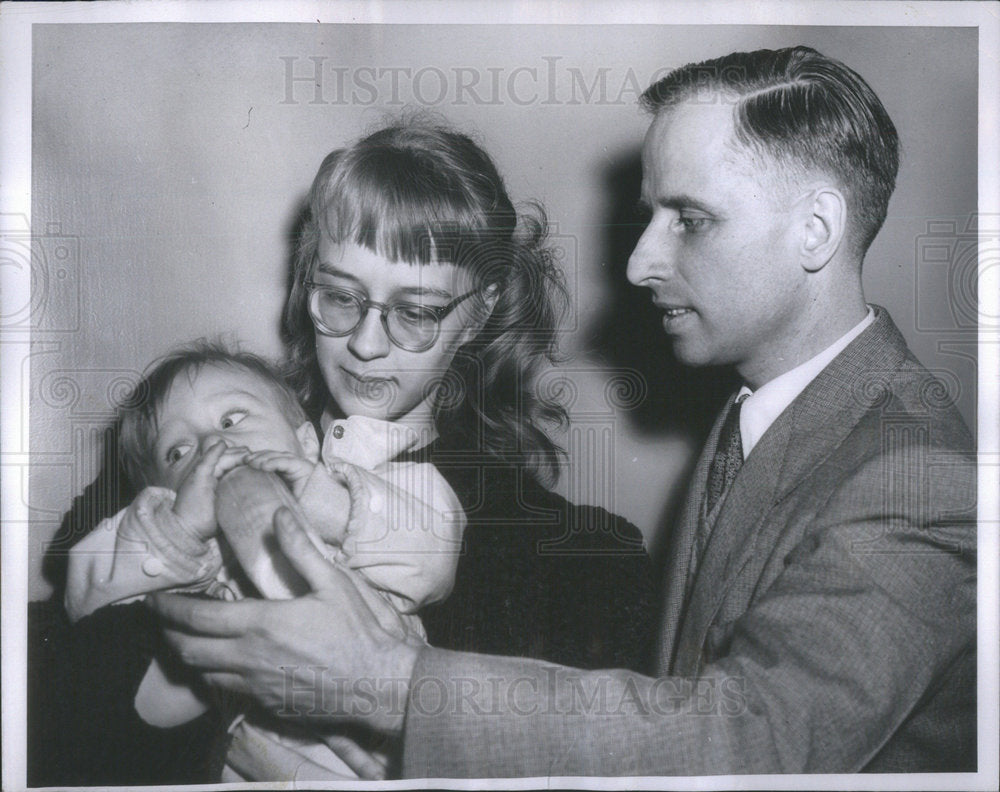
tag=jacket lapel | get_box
[672,412,792,673]
[655,401,728,675]
[667,307,910,674]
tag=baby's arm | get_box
[321,460,466,614]
[64,442,245,622]
[64,488,223,622]
[243,450,351,544]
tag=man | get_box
[151,46,977,775]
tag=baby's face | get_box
[148,363,316,490]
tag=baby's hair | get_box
[283,119,568,484]
[118,340,306,488]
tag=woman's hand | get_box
[147,506,420,736]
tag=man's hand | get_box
[147,506,421,736]
[172,441,250,540]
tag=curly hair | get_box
[282,121,567,485]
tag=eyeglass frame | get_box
[303,280,483,353]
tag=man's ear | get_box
[456,283,499,347]
[296,421,321,463]
[800,187,847,272]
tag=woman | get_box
[29,119,655,785]
[282,121,656,672]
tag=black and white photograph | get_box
[2,1,997,789]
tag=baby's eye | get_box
[220,410,248,430]
[166,444,193,465]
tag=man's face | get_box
[627,100,807,387]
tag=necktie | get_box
[685,393,748,603]
[704,393,747,516]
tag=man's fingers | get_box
[159,629,244,671]
[273,507,355,596]
[200,671,253,696]
[147,591,257,636]
[323,733,388,780]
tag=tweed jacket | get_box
[400,307,977,776]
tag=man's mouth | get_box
[654,301,694,319]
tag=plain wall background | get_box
[28,24,978,600]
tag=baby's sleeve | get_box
[64,487,223,622]
[322,460,466,614]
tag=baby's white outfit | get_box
[65,414,465,780]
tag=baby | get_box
[65,343,465,780]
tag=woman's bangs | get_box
[318,152,486,266]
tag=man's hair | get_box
[641,46,900,257]
[118,340,307,488]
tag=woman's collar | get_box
[319,405,438,470]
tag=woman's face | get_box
[311,236,482,422]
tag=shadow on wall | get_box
[585,146,738,439]
[582,147,739,568]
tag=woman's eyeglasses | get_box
[304,282,480,353]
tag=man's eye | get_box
[166,444,192,465]
[220,410,248,430]
[676,214,711,233]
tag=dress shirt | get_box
[739,307,875,458]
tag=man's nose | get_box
[626,223,672,286]
[347,307,391,361]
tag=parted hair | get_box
[118,341,306,488]
[641,45,900,257]
[282,121,567,485]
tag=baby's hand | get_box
[172,441,250,540]
[243,450,318,499]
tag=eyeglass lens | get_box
[310,288,440,351]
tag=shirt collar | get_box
[319,410,437,471]
[738,306,875,458]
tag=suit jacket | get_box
[400,306,977,776]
